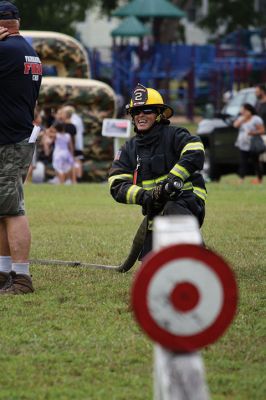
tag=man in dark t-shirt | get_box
[0,1,42,295]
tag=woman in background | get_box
[234,103,265,184]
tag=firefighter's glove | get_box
[151,183,167,203]
[141,191,163,217]
[164,176,184,200]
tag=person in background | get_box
[68,105,84,181]
[55,106,76,147]
[51,122,75,184]
[25,106,43,183]
[108,83,206,259]
[255,83,266,126]
[42,106,55,128]
[41,127,55,159]
[70,106,84,158]
[234,103,265,184]
[55,106,78,182]
[34,124,55,184]
[0,1,42,294]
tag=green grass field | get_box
[0,177,265,400]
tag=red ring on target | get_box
[131,244,238,352]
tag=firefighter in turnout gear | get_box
[108,84,207,258]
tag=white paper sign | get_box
[102,118,131,138]
[29,125,41,143]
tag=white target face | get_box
[147,258,223,335]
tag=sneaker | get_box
[251,178,262,185]
[0,272,10,289]
[48,176,60,184]
[0,271,34,295]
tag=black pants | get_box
[239,150,264,180]
[140,192,205,259]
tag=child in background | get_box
[51,122,75,184]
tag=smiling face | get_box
[131,107,158,132]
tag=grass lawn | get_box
[0,177,265,400]
[178,121,198,135]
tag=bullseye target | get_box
[131,244,238,351]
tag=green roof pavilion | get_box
[111,16,151,37]
[112,0,186,18]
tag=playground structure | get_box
[88,35,266,120]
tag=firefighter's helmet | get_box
[126,83,174,119]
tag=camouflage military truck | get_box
[21,31,117,181]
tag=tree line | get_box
[13,0,265,41]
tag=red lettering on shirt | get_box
[24,62,42,75]
[24,63,31,74]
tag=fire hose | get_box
[30,216,148,272]
[30,180,183,272]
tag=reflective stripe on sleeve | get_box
[182,181,193,190]
[126,185,142,204]
[142,175,168,190]
[142,180,155,190]
[180,142,205,157]
[193,186,207,202]
[108,174,133,188]
[169,164,190,181]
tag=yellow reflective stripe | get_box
[108,174,133,187]
[170,164,190,181]
[155,175,168,183]
[180,142,205,157]
[142,175,168,190]
[183,182,193,190]
[142,180,155,190]
[193,186,207,202]
[126,185,142,204]
[173,180,206,201]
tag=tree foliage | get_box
[12,0,266,40]
[198,0,263,35]
[13,0,121,36]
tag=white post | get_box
[152,216,210,400]
[113,137,120,158]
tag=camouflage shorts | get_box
[0,139,35,217]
